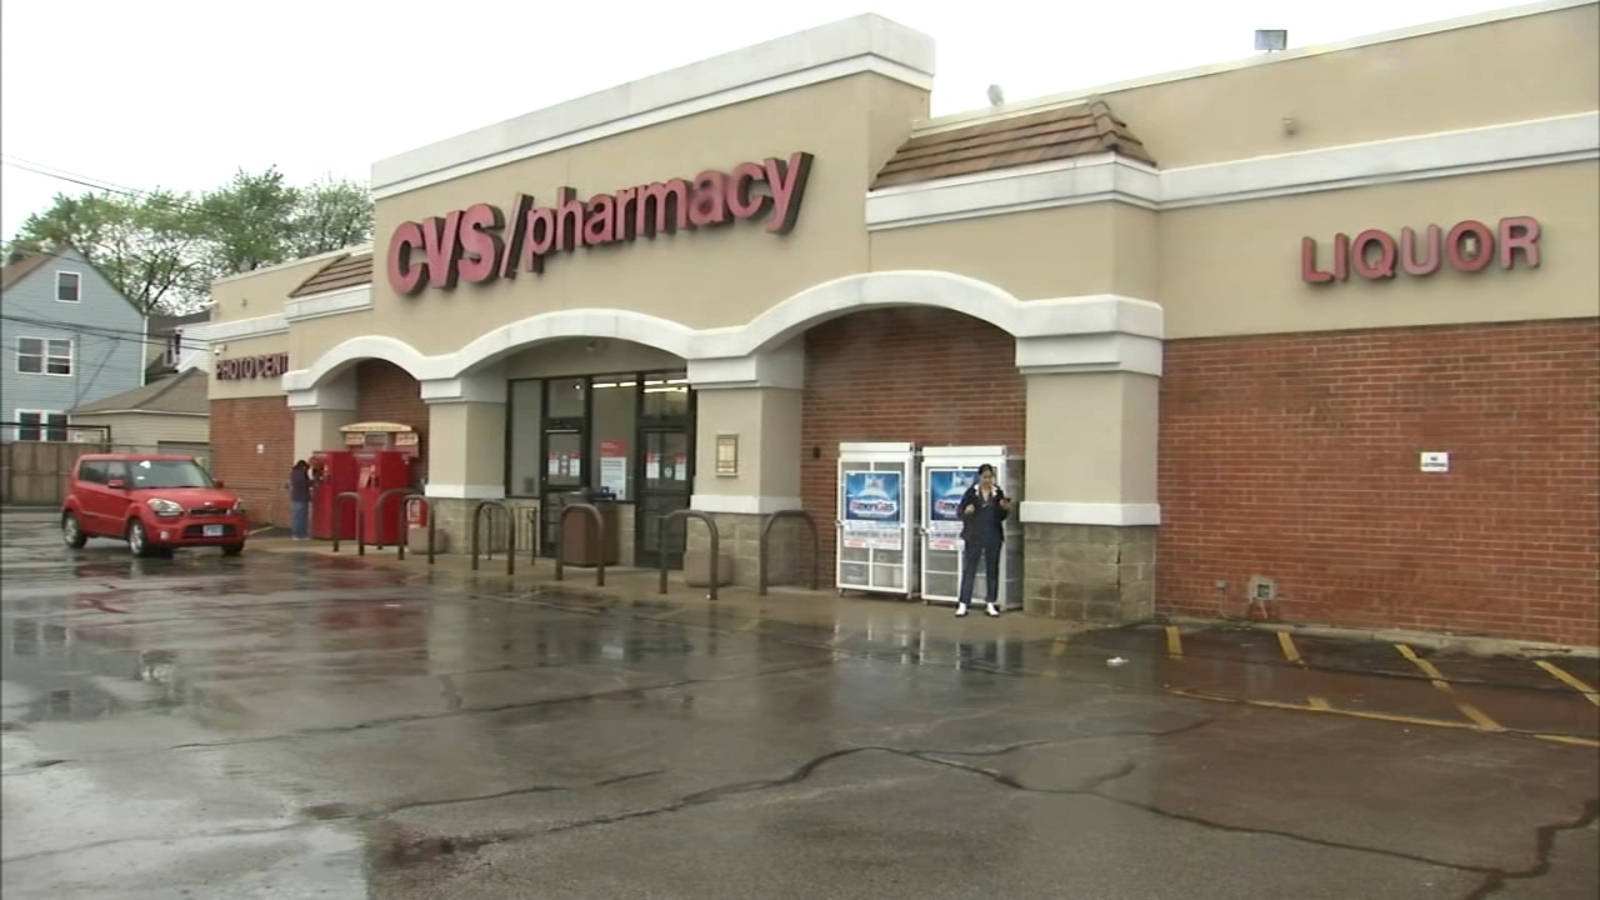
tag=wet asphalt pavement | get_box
[2,508,1596,899]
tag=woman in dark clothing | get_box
[288,460,311,540]
[956,463,1010,617]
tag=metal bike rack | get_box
[758,509,820,596]
[373,488,420,552]
[402,496,437,564]
[657,509,720,601]
[331,491,364,555]
[521,506,542,568]
[471,500,515,575]
[553,502,605,587]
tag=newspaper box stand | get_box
[920,446,1023,610]
[836,442,919,598]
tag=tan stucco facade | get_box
[198,3,1597,623]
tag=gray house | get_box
[1,246,145,442]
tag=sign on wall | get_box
[1301,217,1540,283]
[842,471,904,551]
[216,352,289,380]
[925,467,977,552]
[387,152,814,295]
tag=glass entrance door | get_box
[540,377,587,557]
[636,429,691,569]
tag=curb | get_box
[1159,614,1599,660]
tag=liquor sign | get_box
[387,152,814,295]
[216,352,289,380]
[1301,217,1540,283]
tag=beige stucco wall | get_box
[209,254,339,323]
[365,73,927,356]
[293,409,359,463]
[503,339,683,380]
[1025,372,1158,505]
[1157,162,1600,339]
[1090,2,1599,168]
[426,402,507,491]
[69,412,209,447]
[692,388,802,499]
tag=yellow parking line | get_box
[1277,631,1304,665]
[1395,643,1505,732]
[736,617,763,633]
[1535,660,1600,707]
[1165,626,1183,660]
[1308,696,1332,711]
[1535,734,1600,749]
[1052,634,1070,657]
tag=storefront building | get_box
[199,0,1598,645]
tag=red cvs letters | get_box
[1301,217,1541,284]
[388,152,814,295]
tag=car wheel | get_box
[62,512,87,549]
[222,544,244,557]
[127,520,154,558]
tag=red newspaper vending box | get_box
[354,449,415,546]
[310,450,359,540]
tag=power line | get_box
[1,314,208,354]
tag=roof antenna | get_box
[1254,29,1287,52]
[986,84,1005,107]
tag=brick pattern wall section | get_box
[801,308,1025,587]
[356,360,429,485]
[1158,318,1600,646]
[209,396,294,527]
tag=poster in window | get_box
[671,455,687,482]
[599,439,628,499]
[548,452,560,477]
[841,470,903,550]
[925,467,977,551]
[646,453,660,481]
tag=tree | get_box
[290,177,373,258]
[11,190,204,314]
[6,166,374,314]
[198,167,299,278]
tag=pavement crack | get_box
[1462,797,1600,899]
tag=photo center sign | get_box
[387,152,813,295]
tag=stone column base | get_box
[424,497,539,558]
[685,512,815,588]
[1022,523,1156,623]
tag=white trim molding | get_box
[419,371,507,405]
[425,483,507,500]
[866,112,1600,229]
[371,14,935,200]
[283,284,373,323]
[691,494,804,515]
[1020,501,1161,527]
[283,271,1167,391]
[184,314,289,344]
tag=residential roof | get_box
[148,311,211,333]
[289,251,374,297]
[871,100,1156,190]
[70,369,209,416]
[0,250,55,293]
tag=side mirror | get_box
[107,479,127,490]
[213,479,226,488]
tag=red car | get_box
[61,454,248,557]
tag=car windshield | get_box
[126,459,212,489]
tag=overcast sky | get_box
[1,0,1521,240]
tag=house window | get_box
[17,411,68,442]
[56,271,81,302]
[15,337,73,376]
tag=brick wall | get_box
[801,308,1024,585]
[356,360,428,484]
[209,395,294,526]
[1158,318,1599,646]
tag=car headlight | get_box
[146,498,183,518]
[230,499,245,515]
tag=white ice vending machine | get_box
[920,446,1023,610]
[836,442,919,597]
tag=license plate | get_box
[203,524,224,537]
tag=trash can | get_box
[559,492,619,566]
